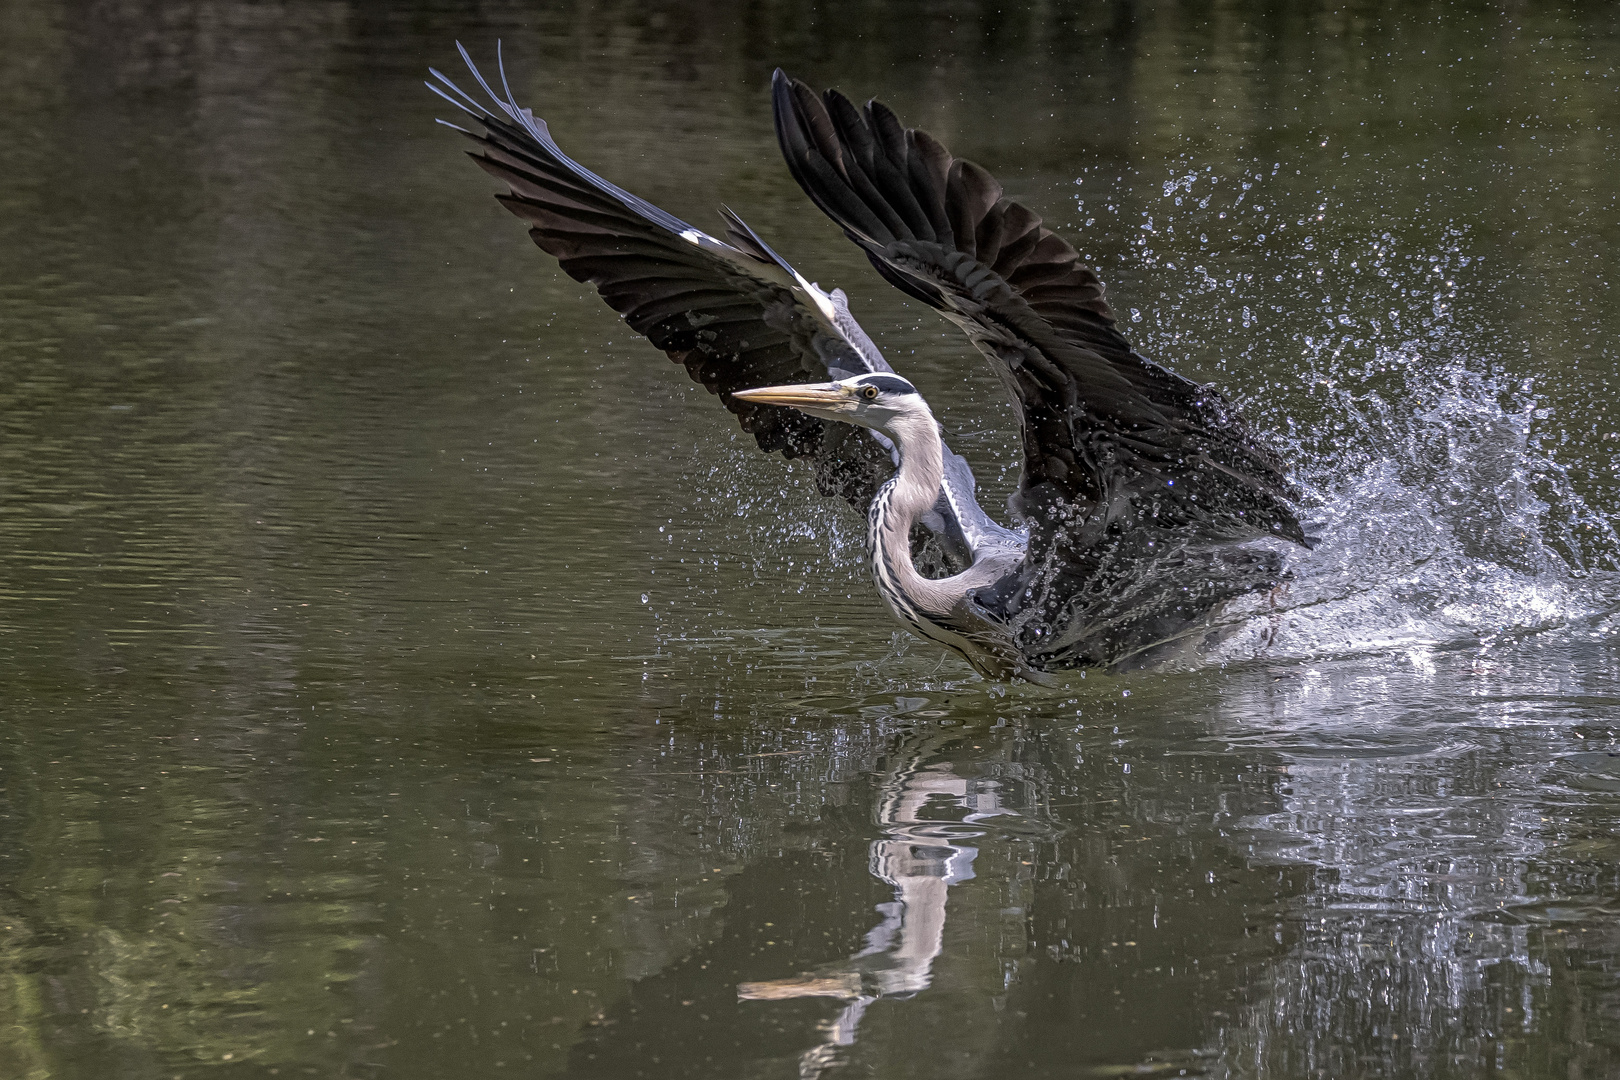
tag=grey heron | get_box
[428,48,1309,680]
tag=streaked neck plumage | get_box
[865,392,1033,681]
[868,403,956,617]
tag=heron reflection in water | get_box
[736,727,1029,1078]
[429,47,1309,679]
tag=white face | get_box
[730,375,921,433]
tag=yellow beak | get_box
[730,382,853,411]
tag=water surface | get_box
[3,2,1620,1077]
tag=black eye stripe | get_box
[857,375,917,396]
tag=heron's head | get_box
[732,374,924,435]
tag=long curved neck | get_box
[870,408,953,615]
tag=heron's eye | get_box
[861,385,879,400]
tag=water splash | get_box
[1096,153,1620,667]
[654,155,1620,678]
[1090,159,1620,665]
[1209,403,1620,666]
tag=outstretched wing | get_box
[427,49,894,507]
[771,71,1308,557]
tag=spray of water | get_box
[1090,158,1620,665]
[651,155,1620,678]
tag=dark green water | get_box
[3,1,1620,1076]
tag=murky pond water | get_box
[3,2,1620,1076]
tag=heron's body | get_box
[430,49,1310,678]
[860,399,1023,679]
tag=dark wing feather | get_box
[771,72,1308,563]
[427,53,892,508]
